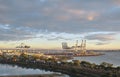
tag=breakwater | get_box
[0,60,120,77]
[0,53,120,77]
[0,61,96,77]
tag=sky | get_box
[0,0,120,49]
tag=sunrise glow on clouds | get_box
[0,0,120,49]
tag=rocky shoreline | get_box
[0,53,120,77]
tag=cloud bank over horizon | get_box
[0,0,120,47]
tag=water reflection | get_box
[0,64,69,77]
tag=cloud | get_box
[0,24,37,41]
[85,32,117,41]
[0,0,120,41]
[96,42,110,45]
[47,36,69,41]
[36,32,83,41]
[0,24,10,29]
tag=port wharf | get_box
[0,50,120,77]
[0,48,104,58]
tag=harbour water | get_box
[74,51,120,66]
[0,64,69,77]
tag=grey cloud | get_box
[85,33,117,41]
[96,42,110,45]
[47,37,65,41]
[0,24,36,41]
[98,6,120,21]
[0,0,120,41]
[36,32,82,41]
[47,36,72,41]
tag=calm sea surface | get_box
[0,51,119,76]
[0,64,69,77]
[74,51,120,66]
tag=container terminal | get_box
[0,40,104,57]
[45,40,104,57]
